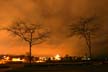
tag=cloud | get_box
[0,0,107,56]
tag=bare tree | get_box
[68,16,100,59]
[5,20,50,64]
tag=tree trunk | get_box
[29,42,32,64]
[87,39,92,59]
[88,33,92,59]
[85,33,92,59]
[29,32,33,64]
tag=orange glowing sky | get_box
[0,0,108,57]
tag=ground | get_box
[0,63,108,72]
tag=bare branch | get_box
[3,19,50,64]
[5,19,50,45]
[68,16,101,58]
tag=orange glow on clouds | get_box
[0,0,107,57]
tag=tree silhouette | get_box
[5,20,50,64]
[68,16,100,59]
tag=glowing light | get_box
[3,56,10,60]
[35,60,45,63]
[35,57,47,63]
[39,57,48,61]
[12,58,20,61]
[0,60,7,64]
[5,56,10,60]
[12,58,25,62]
[54,54,61,60]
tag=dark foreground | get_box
[0,63,108,72]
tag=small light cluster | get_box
[0,54,61,64]
[54,54,61,60]
[35,54,61,63]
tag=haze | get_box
[0,0,108,57]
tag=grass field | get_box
[0,63,107,72]
[0,64,108,72]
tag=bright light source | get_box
[12,58,21,61]
[54,54,61,60]
[12,58,25,62]
[35,60,45,63]
[5,56,10,60]
[0,60,7,64]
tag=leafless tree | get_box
[68,16,100,59]
[4,20,50,64]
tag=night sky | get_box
[0,0,108,57]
